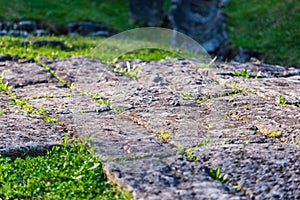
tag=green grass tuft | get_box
[226,0,300,66]
[0,139,129,199]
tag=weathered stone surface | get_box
[104,155,248,200]
[0,106,64,157]
[190,144,300,199]
[129,0,164,26]
[0,61,56,87]
[1,56,299,199]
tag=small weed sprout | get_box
[180,92,194,100]
[196,97,209,103]
[262,127,282,138]
[194,56,217,70]
[112,61,144,79]
[42,116,58,123]
[233,68,250,78]
[184,149,199,162]
[0,109,6,115]
[89,93,112,106]
[254,71,261,79]
[277,94,286,106]
[229,82,256,95]
[113,108,125,114]
[208,167,228,183]
[0,72,13,92]
[196,138,210,148]
[157,130,171,142]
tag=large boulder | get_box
[129,0,164,26]
[168,0,229,56]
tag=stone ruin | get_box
[0,20,110,37]
[129,0,230,58]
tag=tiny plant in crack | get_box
[196,138,210,148]
[194,56,217,70]
[0,72,13,92]
[113,108,125,114]
[184,149,199,162]
[196,97,209,103]
[88,93,112,106]
[229,82,256,95]
[277,94,286,106]
[112,61,144,79]
[233,68,250,78]
[0,109,6,115]
[157,130,171,142]
[180,92,194,100]
[262,127,282,138]
[208,167,228,183]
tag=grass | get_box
[0,138,129,199]
[0,35,180,62]
[232,69,251,78]
[0,0,299,66]
[89,93,112,106]
[263,128,282,138]
[207,167,228,183]
[226,0,300,66]
[0,0,130,32]
[180,92,194,100]
[0,35,99,59]
[277,94,287,106]
[0,0,300,66]
[184,150,199,162]
[9,92,59,123]
[0,72,14,92]
[0,109,6,115]
[112,61,143,79]
[1,1,299,198]
[157,130,171,142]
[195,138,210,148]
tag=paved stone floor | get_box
[0,56,299,199]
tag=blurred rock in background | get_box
[129,0,165,26]
[168,0,229,57]
[128,0,234,59]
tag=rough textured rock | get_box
[67,22,109,36]
[1,56,299,199]
[129,0,165,26]
[0,111,65,157]
[0,20,49,36]
[0,61,56,87]
[0,20,110,36]
[168,0,229,56]
[191,144,300,199]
